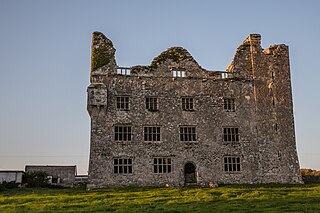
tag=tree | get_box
[23,171,49,188]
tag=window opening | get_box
[224,157,241,172]
[153,158,172,173]
[223,98,235,112]
[144,126,161,141]
[114,125,132,141]
[146,97,158,111]
[116,96,129,110]
[182,97,194,111]
[223,127,239,142]
[180,126,196,142]
[116,67,131,75]
[172,70,186,77]
[114,158,133,174]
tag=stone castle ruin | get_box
[87,32,303,188]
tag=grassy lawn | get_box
[0,184,319,212]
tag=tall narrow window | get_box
[144,126,161,141]
[224,157,240,172]
[146,97,158,111]
[153,158,172,173]
[114,125,132,141]
[180,126,196,142]
[223,127,239,142]
[114,158,133,174]
[182,97,194,111]
[116,96,129,110]
[223,98,235,112]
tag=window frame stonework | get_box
[153,157,172,173]
[144,126,161,142]
[182,97,194,111]
[223,127,239,143]
[224,156,241,172]
[113,158,133,174]
[114,125,132,141]
[146,97,158,112]
[180,126,197,142]
[116,96,130,111]
[223,98,235,112]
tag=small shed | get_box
[25,165,77,187]
[0,170,24,184]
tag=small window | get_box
[172,70,186,77]
[116,96,129,110]
[224,157,241,172]
[153,157,172,173]
[117,67,131,75]
[144,126,161,141]
[223,98,235,112]
[146,97,158,111]
[180,126,196,142]
[273,123,278,133]
[223,127,239,142]
[51,177,59,184]
[182,97,194,111]
[114,125,132,141]
[114,158,133,174]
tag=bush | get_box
[0,181,19,191]
[301,169,320,183]
[23,171,49,188]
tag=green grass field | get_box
[1,184,319,212]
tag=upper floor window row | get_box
[114,125,239,143]
[115,96,236,112]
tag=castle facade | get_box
[87,32,302,188]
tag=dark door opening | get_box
[184,162,196,184]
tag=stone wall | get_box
[87,32,303,188]
[25,165,76,187]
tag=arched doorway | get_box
[184,162,196,184]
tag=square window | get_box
[223,127,239,143]
[144,126,161,141]
[180,126,197,142]
[114,125,132,141]
[224,157,240,172]
[116,96,129,110]
[146,97,158,111]
[114,158,133,174]
[182,97,194,111]
[153,157,172,173]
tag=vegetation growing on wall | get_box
[301,169,320,183]
[130,65,152,73]
[91,32,115,71]
[150,47,199,69]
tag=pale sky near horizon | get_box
[0,0,319,174]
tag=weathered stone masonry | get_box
[87,32,303,188]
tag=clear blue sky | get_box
[0,0,319,174]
